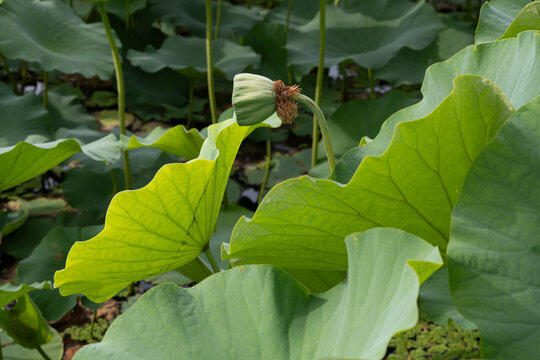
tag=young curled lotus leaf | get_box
[447,96,540,359]
[232,73,275,126]
[71,228,442,360]
[225,75,513,278]
[54,117,280,303]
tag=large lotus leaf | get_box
[333,30,540,183]
[0,282,51,308]
[0,294,53,349]
[447,96,540,359]
[1,328,63,360]
[150,0,262,39]
[0,0,114,79]
[127,36,260,80]
[0,82,51,147]
[18,226,102,322]
[0,135,120,192]
[55,117,280,302]
[475,0,539,44]
[225,75,513,273]
[72,228,442,360]
[286,2,440,74]
[121,125,204,160]
[374,15,474,86]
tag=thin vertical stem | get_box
[246,0,252,9]
[88,309,97,340]
[125,0,131,30]
[344,0,348,8]
[334,0,340,6]
[311,0,325,169]
[285,0,294,85]
[299,94,335,172]
[0,52,15,91]
[285,0,294,36]
[187,79,195,129]
[0,338,3,360]
[214,0,223,39]
[42,71,48,108]
[258,140,272,204]
[69,0,73,8]
[204,246,220,273]
[98,3,132,190]
[205,0,218,124]
[35,345,52,360]
[367,68,375,99]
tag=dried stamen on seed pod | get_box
[272,80,301,124]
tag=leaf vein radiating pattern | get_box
[55,118,279,302]
[226,75,514,275]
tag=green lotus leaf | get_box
[286,1,440,74]
[475,0,540,44]
[18,226,102,322]
[419,268,476,330]
[0,0,115,79]
[447,95,540,359]
[127,36,260,80]
[72,228,442,360]
[0,282,51,308]
[121,125,204,160]
[0,82,51,147]
[0,135,120,192]
[1,328,63,360]
[150,0,262,39]
[374,15,474,86]
[55,116,280,303]
[0,294,53,349]
[225,75,513,277]
[333,30,540,183]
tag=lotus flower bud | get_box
[232,73,301,126]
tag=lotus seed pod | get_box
[232,73,275,126]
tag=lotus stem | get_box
[367,68,376,99]
[246,0,252,9]
[334,0,339,5]
[98,3,132,190]
[42,71,48,108]
[285,0,294,36]
[187,79,194,129]
[311,0,326,169]
[258,140,272,204]
[0,339,3,360]
[298,94,335,172]
[345,0,348,8]
[126,0,131,30]
[0,52,15,91]
[204,245,220,273]
[88,309,97,340]
[205,0,218,124]
[214,0,222,39]
[35,345,52,360]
